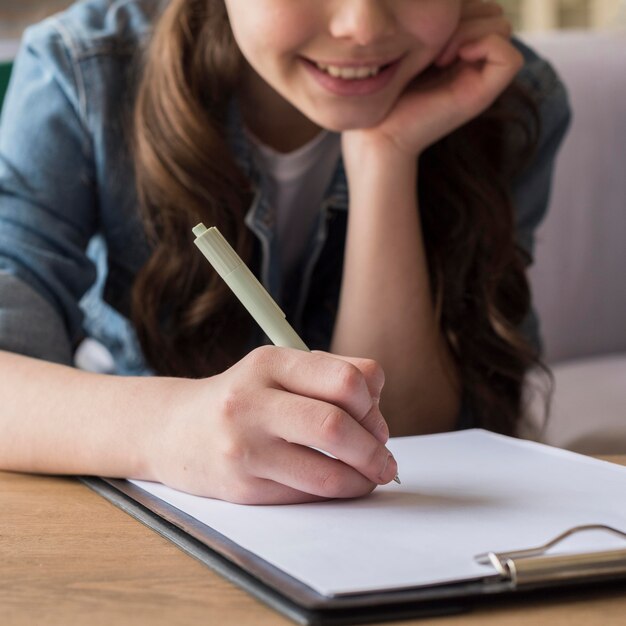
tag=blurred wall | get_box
[500,0,625,31]
[0,0,72,39]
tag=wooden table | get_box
[2,459,626,626]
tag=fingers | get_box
[219,476,331,505]
[320,352,389,442]
[251,347,389,443]
[252,440,379,500]
[455,33,524,112]
[262,388,398,485]
[436,2,512,68]
[325,352,385,403]
[211,346,395,504]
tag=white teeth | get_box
[315,62,381,80]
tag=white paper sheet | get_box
[130,430,626,597]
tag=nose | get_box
[328,0,397,46]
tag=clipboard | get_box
[80,430,626,625]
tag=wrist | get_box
[133,375,198,482]
[342,132,419,190]
[345,149,418,210]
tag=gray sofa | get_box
[521,31,626,453]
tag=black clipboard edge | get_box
[80,477,474,624]
[81,476,318,624]
[80,477,626,625]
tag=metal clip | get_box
[476,524,626,588]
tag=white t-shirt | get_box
[247,130,342,281]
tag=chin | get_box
[305,106,391,133]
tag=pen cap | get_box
[192,223,241,276]
[193,224,308,351]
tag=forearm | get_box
[0,350,182,478]
[332,149,460,436]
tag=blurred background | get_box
[501,0,625,30]
[0,0,72,39]
[0,0,626,39]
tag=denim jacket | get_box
[0,0,571,380]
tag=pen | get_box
[192,223,400,485]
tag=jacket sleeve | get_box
[0,22,98,365]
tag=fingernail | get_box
[379,452,396,484]
[378,453,390,484]
[388,453,398,481]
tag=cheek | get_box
[228,3,316,66]
[405,4,461,51]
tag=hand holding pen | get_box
[161,224,400,505]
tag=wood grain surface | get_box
[1,456,626,625]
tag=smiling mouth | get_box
[304,58,398,81]
[315,63,384,80]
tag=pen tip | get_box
[393,474,401,485]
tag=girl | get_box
[0,0,569,504]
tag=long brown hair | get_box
[132,0,254,377]
[132,0,545,434]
